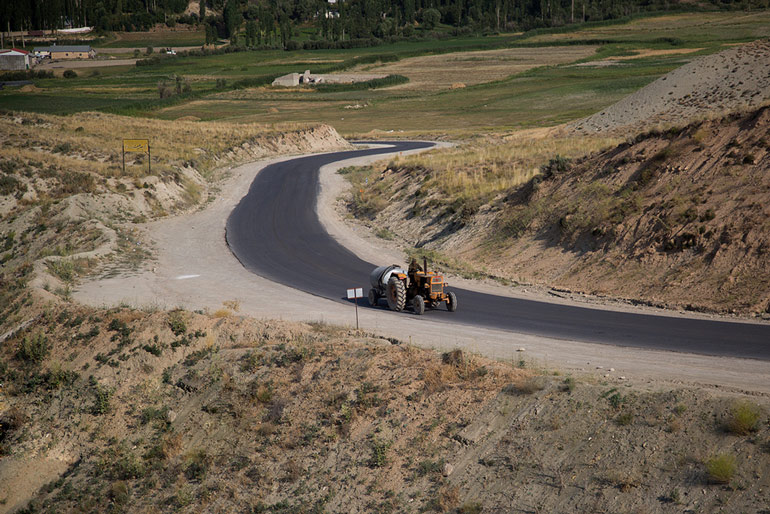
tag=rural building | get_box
[33,45,95,60]
[273,72,301,87]
[272,70,326,86]
[272,69,385,87]
[0,49,31,71]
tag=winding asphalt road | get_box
[226,142,770,360]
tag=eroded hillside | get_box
[0,111,349,328]
[1,305,769,513]
[345,105,770,315]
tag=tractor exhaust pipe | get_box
[424,257,428,273]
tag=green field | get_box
[2,10,769,136]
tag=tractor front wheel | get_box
[413,295,425,315]
[386,277,406,312]
[368,288,379,307]
[446,291,457,312]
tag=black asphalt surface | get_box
[226,142,770,360]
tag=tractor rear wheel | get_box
[413,295,425,315]
[386,277,406,312]
[368,288,379,307]
[446,291,457,312]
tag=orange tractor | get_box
[368,257,457,315]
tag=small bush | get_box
[185,449,208,481]
[458,502,483,514]
[504,375,547,395]
[109,481,129,505]
[369,438,390,468]
[168,311,187,335]
[17,332,49,364]
[0,175,26,196]
[140,406,169,425]
[62,69,77,79]
[59,171,96,194]
[417,459,443,476]
[90,378,113,415]
[560,377,576,393]
[615,412,634,426]
[706,454,736,484]
[726,400,762,435]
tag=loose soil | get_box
[1,305,769,513]
[571,39,770,134]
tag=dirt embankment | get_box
[1,304,768,513]
[0,112,349,316]
[571,39,770,135]
[346,105,770,316]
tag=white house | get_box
[0,48,31,71]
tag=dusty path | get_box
[74,146,770,394]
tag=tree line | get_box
[2,0,767,44]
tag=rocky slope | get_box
[1,304,768,513]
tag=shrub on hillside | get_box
[726,400,762,435]
[706,453,736,484]
[17,332,49,364]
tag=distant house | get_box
[0,49,31,71]
[33,45,95,60]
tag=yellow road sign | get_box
[123,139,149,153]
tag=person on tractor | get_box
[408,258,422,280]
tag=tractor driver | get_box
[408,258,422,281]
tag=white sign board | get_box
[347,288,364,299]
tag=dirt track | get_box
[74,146,770,394]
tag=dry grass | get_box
[390,129,619,205]
[356,46,597,91]
[0,111,314,184]
[726,401,763,436]
[706,453,737,484]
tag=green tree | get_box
[223,0,242,38]
[199,0,206,20]
[421,7,440,29]
[245,20,258,46]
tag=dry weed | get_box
[223,299,241,312]
[423,362,456,395]
[389,132,619,207]
[435,485,460,511]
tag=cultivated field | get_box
[2,11,769,136]
[350,45,597,91]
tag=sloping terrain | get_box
[0,111,348,323]
[1,305,768,513]
[345,105,770,315]
[570,39,770,134]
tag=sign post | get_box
[346,287,364,330]
[122,139,151,175]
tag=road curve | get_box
[226,142,770,360]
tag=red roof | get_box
[0,48,30,55]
